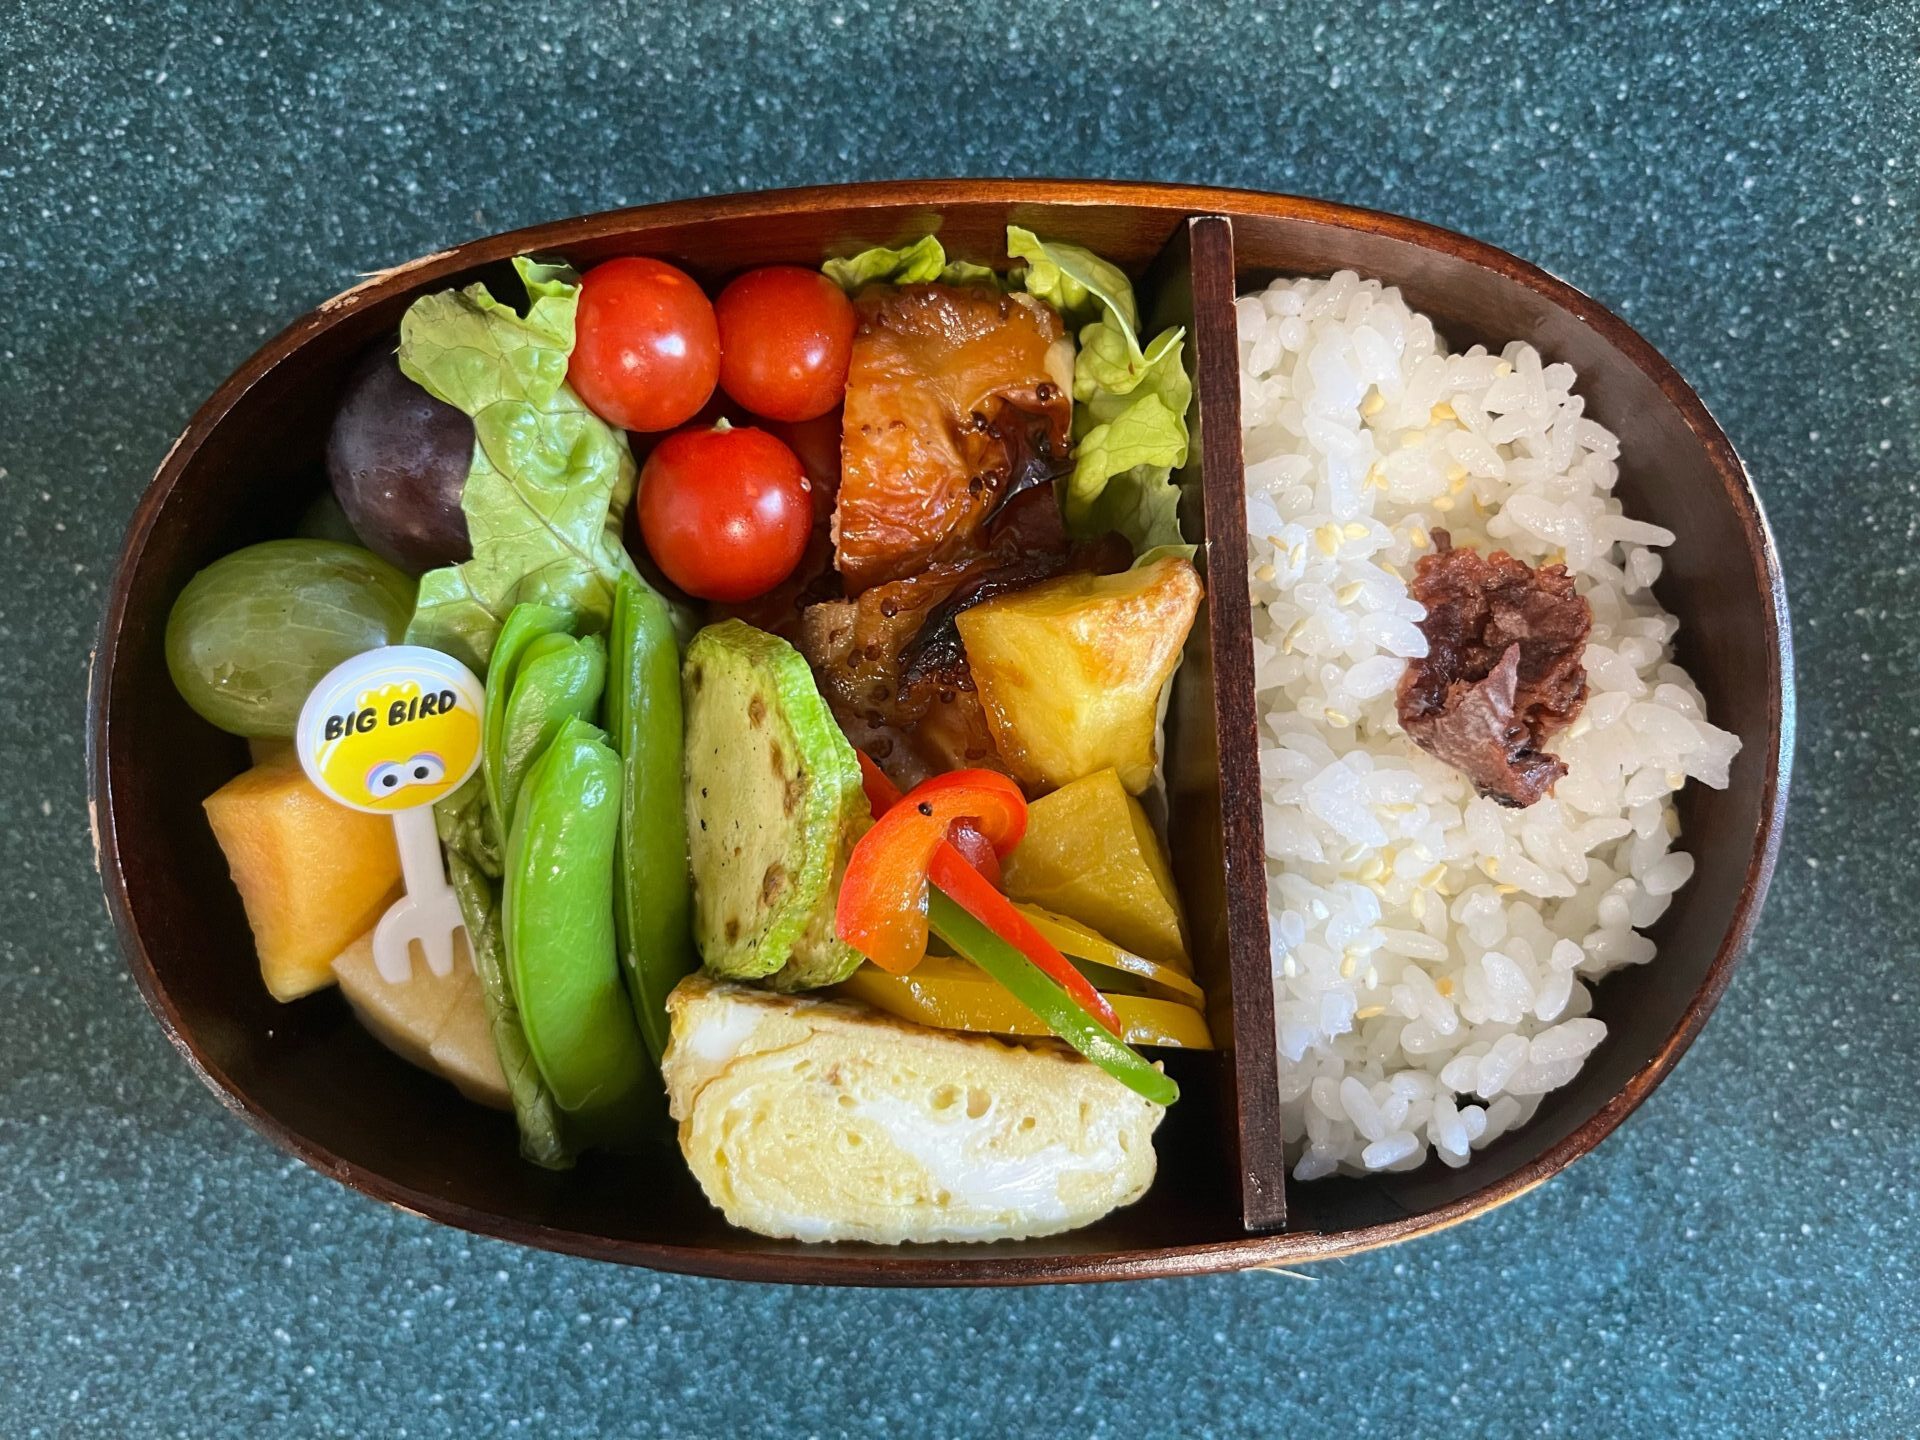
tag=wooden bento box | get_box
[87,180,1791,1285]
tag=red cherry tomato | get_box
[636,424,811,602]
[570,257,719,433]
[763,407,844,519]
[714,267,856,422]
[945,823,1003,890]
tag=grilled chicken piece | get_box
[798,565,1002,791]
[799,489,1132,792]
[835,284,1075,594]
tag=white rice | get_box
[1237,271,1741,1180]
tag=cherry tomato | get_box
[946,823,1003,890]
[763,407,843,520]
[714,266,856,422]
[570,257,719,433]
[636,424,811,603]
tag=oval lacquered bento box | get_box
[88,180,1791,1285]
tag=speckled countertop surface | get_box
[4,2,1917,1435]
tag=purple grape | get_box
[327,342,474,572]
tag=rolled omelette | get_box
[662,975,1165,1244]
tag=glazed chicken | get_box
[835,283,1076,594]
[800,488,1129,790]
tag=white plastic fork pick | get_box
[295,645,487,985]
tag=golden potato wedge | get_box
[955,555,1202,794]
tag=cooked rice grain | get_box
[1239,272,1740,1179]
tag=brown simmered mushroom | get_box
[1396,530,1592,807]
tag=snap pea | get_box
[503,718,657,1129]
[483,602,575,830]
[607,577,694,1065]
[494,632,606,830]
[435,778,571,1169]
[929,889,1179,1107]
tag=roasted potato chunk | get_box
[955,555,1202,794]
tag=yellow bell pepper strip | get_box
[849,755,1121,1034]
[835,768,1027,975]
[927,891,1179,1105]
[1015,904,1207,1011]
[836,956,1213,1049]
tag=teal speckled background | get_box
[5,2,1917,1435]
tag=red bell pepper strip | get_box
[858,756,1005,887]
[855,750,901,816]
[925,847,1121,1034]
[847,754,1120,1034]
[836,768,1025,975]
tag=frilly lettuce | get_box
[398,256,649,674]
[1007,229,1192,556]
[823,236,998,291]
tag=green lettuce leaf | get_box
[1002,227,1193,555]
[1131,539,1199,569]
[936,258,1001,286]
[398,256,641,674]
[823,236,948,289]
[823,236,1003,291]
[1005,226,1140,345]
[1080,468,1190,557]
[1071,390,1189,483]
[1063,325,1192,553]
[1073,320,1186,402]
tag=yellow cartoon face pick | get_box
[296,647,484,814]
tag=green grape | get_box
[165,539,415,737]
[295,489,366,549]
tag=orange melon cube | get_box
[202,755,402,1001]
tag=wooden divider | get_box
[1150,216,1288,1231]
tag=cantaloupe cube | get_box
[203,756,402,1001]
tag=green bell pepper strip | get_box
[503,718,659,1131]
[494,632,606,833]
[607,578,695,1066]
[928,890,1179,1107]
[483,602,575,833]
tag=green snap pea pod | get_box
[494,632,606,832]
[435,779,571,1169]
[483,603,575,830]
[929,889,1179,1107]
[607,577,695,1066]
[503,718,658,1131]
